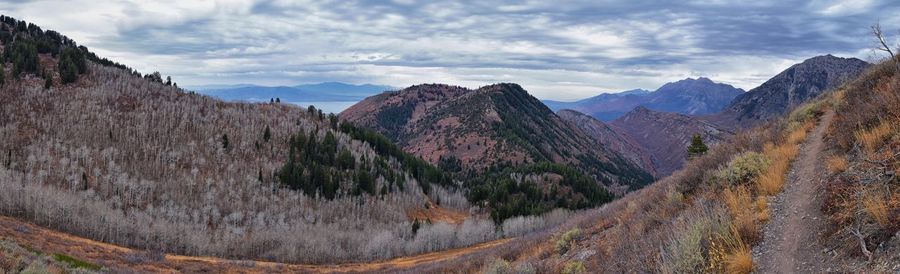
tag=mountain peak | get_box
[717,54,869,128]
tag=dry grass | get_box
[855,120,895,155]
[757,144,798,195]
[826,155,849,173]
[862,192,891,227]
[725,244,753,274]
[722,186,759,243]
[755,197,769,223]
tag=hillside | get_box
[0,15,587,268]
[557,109,658,176]
[545,77,743,121]
[611,106,732,175]
[473,57,900,274]
[714,55,869,129]
[341,83,654,190]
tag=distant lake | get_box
[289,101,359,114]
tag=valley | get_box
[1,5,899,274]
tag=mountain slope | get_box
[714,54,869,128]
[611,106,731,175]
[341,83,654,190]
[544,78,742,121]
[557,109,658,177]
[0,15,525,265]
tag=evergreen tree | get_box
[43,72,52,89]
[221,134,230,150]
[687,134,708,158]
[263,125,272,142]
[411,218,421,234]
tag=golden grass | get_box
[856,120,895,155]
[722,186,758,243]
[725,245,753,274]
[862,193,891,227]
[755,197,769,223]
[710,225,754,274]
[786,122,813,145]
[826,155,849,174]
[757,144,798,196]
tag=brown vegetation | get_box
[822,58,900,270]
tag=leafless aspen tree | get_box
[871,23,900,71]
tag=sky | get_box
[2,0,899,101]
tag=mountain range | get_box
[544,77,744,121]
[192,82,394,103]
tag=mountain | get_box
[557,109,658,177]
[714,55,869,128]
[340,83,654,190]
[544,89,651,121]
[544,78,743,121]
[611,106,732,175]
[194,82,394,102]
[646,77,745,114]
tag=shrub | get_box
[53,253,102,271]
[826,155,849,174]
[556,228,581,255]
[561,260,586,274]
[660,203,730,274]
[482,258,511,274]
[717,152,769,185]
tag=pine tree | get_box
[221,134,230,150]
[263,125,272,142]
[412,218,421,234]
[43,72,52,90]
[687,133,708,158]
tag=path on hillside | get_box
[0,215,510,273]
[753,111,835,273]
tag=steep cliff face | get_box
[557,109,658,177]
[715,55,869,128]
[611,106,731,176]
[341,83,654,189]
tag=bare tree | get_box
[871,23,900,71]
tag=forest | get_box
[0,15,587,264]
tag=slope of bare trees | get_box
[0,63,567,264]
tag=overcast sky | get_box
[2,0,899,100]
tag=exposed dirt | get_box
[0,216,510,273]
[407,201,469,225]
[753,111,836,273]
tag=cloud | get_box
[0,0,897,100]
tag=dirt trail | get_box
[0,215,509,273]
[753,111,835,273]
